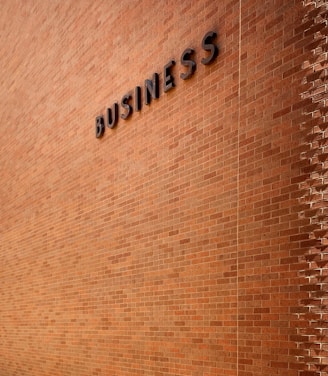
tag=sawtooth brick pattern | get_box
[297,1,328,376]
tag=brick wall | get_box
[297,1,328,376]
[0,1,323,375]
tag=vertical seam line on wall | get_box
[237,1,241,374]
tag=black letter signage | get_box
[95,30,219,138]
[121,93,133,120]
[180,48,196,80]
[164,60,176,92]
[107,103,119,128]
[201,31,219,65]
[145,73,159,105]
[95,116,105,138]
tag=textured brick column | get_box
[298,1,328,375]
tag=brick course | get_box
[0,1,324,375]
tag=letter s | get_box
[121,93,133,120]
[201,31,219,65]
[180,48,196,80]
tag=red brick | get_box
[0,1,322,376]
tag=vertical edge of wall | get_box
[297,1,328,375]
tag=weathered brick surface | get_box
[0,1,320,375]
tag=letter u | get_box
[107,103,119,128]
